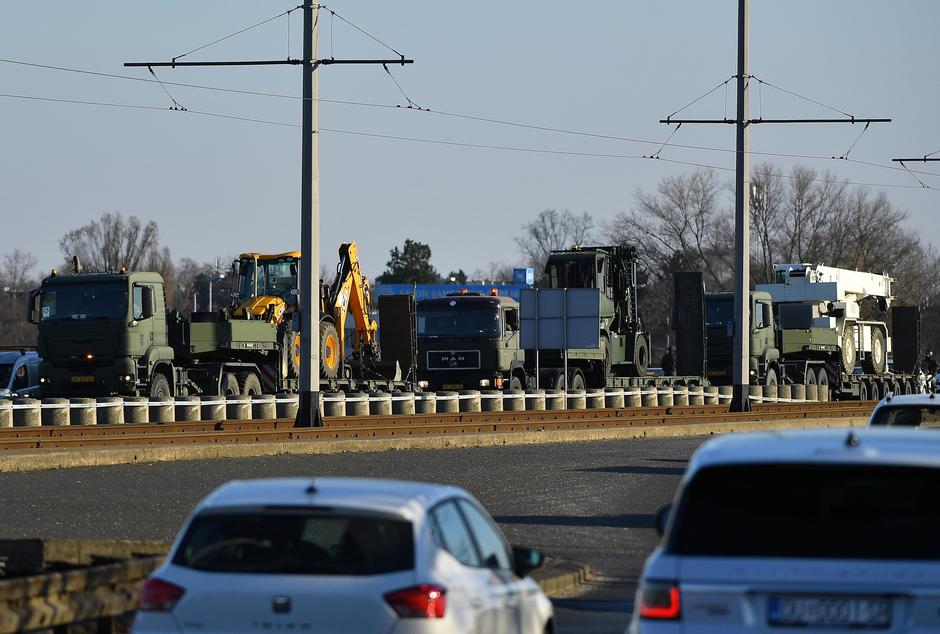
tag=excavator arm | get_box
[324,242,379,365]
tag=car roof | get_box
[0,351,37,364]
[872,393,940,409]
[689,427,940,472]
[196,477,467,520]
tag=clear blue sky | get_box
[1,1,937,280]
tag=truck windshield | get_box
[705,298,733,328]
[547,259,595,288]
[40,282,127,321]
[418,306,500,337]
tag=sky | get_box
[1,1,938,282]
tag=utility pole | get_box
[125,1,412,426]
[659,0,889,411]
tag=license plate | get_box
[70,375,95,383]
[707,369,728,377]
[443,383,464,389]
[768,595,891,629]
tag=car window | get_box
[870,405,940,427]
[12,366,29,391]
[668,464,940,559]
[173,511,414,575]
[457,499,512,570]
[430,500,480,566]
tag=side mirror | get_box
[140,286,155,319]
[506,310,519,331]
[27,289,41,324]
[655,504,672,537]
[290,263,298,276]
[511,546,544,578]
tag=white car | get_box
[629,428,940,633]
[868,392,940,427]
[133,477,554,634]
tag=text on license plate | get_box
[70,375,95,383]
[768,595,891,629]
[443,383,464,389]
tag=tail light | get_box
[140,577,185,612]
[385,584,447,618]
[638,581,680,620]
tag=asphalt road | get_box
[0,435,708,633]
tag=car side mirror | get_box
[511,546,544,578]
[655,504,672,537]
[27,289,41,324]
[140,286,155,319]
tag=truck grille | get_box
[427,350,481,370]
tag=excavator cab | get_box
[231,251,301,323]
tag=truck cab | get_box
[416,292,525,391]
[704,291,779,385]
[30,270,173,397]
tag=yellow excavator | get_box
[230,243,378,380]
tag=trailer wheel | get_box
[764,367,778,386]
[841,326,856,372]
[570,370,586,391]
[283,330,301,379]
[149,373,171,398]
[868,380,881,402]
[862,328,887,375]
[626,335,649,378]
[238,372,262,396]
[320,322,340,379]
[221,372,240,396]
[509,374,524,391]
[816,367,829,394]
[804,367,817,385]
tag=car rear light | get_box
[385,584,446,618]
[140,577,185,612]
[638,581,680,620]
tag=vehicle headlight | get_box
[479,379,491,387]
[418,380,429,388]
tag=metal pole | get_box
[208,280,213,313]
[296,0,322,427]
[731,0,751,411]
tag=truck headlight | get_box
[418,380,429,388]
[479,379,491,387]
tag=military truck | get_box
[415,291,525,391]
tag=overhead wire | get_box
[318,4,402,57]
[750,74,854,118]
[172,5,302,63]
[147,66,187,111]
[665,75,735,120]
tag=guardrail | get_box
[0,384,832,427]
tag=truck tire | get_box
[764,367,778,386]
[570,370,586,391]
[281,330,301,380]
[320,322,340,379]
[149,373,171,398]
[841,326,856,372]
[626,335,649,378]
[804,367,816,385]
[509,374,524,391]
[816,367,829,391]
[862,328,887,375]
[868,380,881,402]
[858,381,869,401]
[238,372,262,396]
[221,372,240,396]
[600,335,612,381]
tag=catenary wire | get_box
[173,5,301,62]
[318,5,402,57]
[750,74,854,118]
[666,76,735,120]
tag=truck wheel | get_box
[764,367,778,386]
[570,371,586,391]
[509,374,524,391]
[816,367,829,391]
[149,373,171,398]
[841,326,856,372]
[862,328,887,374]
[858,381,869,401]
[868,381,881,401]
[600,335,612,380]
[804,367,816,385]
[283,331,301,379]
[626,335,649,378]
[221,372,240,396]
[238,372,262,396]
[320,322,340,379]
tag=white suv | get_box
[630,428,940,633]
[133,477,554,634]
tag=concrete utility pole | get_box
[732,0,750,411]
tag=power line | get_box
[319,4,402,57]
[172,5,302,62]
[750,74,854,118]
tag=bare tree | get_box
[515,209,595,273]
[0,250,39,346]
[470,261,517,284]
[59,211,164,272]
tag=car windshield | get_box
[418,306,500,337]
[669,463,940,559]
[0,363,12,387]
[870,405,940,427]
[705,298,733,328]
[173,510,414,575]
[40,282,127,321]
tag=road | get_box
[0,435,708,633]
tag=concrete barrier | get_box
[0,400,11,428]
[175,396,201,423]
[345,391,369,417]
[392,391,415,415]
[201,397,226,422]
[524,389,545,411]
[748,385,763,404]
[818,383,829,402]
[70,398,97,426]
[762,385,778,403]
[13,398,40,427]
[275,393,298,419]
[251,394,276,419]
[673,386,689,406]
[544,389,565,410]
[805,383,818,402]
[480,390,503,412]
[657,388,674,407]
[502,389,524,411]
[777,384,792,402]
[436,391,459,414]
[717,386,733,405]
[96,397,124,425]
[369,391,392,416]
[604,387,624,409]
[458,390,481,413]
[586,389,605,409]
[150,397,174,423]
[641,387,658,408]
[226,395,251,421]
[688,385,705,406]
[414,392,436,414]
[566,389,586,410]
[40,398,69,427]
[626,388,643,408]
[322,391,345,417]
[791,384,806,402]
[123,396,149,424]
[704,386,719,405]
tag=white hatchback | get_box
[629,428,940,633]
[133,477,553,634]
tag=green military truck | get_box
[416,292,526,391]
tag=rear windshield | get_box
[870,405,940,428]
[668,464,940,559]
[173,511,414,575]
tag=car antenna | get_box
[845,430,859,448]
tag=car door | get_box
[11,362,32,397]
[455,498,530,633]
